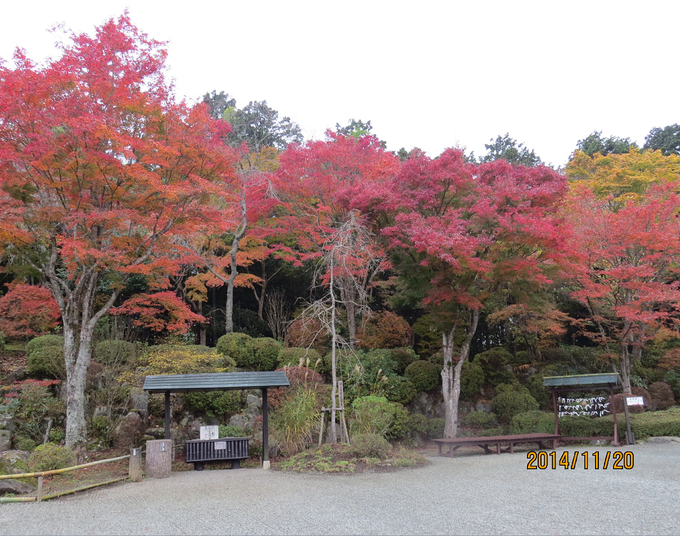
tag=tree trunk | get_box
[442,309,479,438]
[329,254,338,443]
[225,194,248,334]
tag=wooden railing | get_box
[0,448,143,503]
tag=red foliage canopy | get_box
[0,284,61,339]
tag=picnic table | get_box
[433,433,560,457]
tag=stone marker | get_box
[145,439,173,478]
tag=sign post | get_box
[623,396,644,445]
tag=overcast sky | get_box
[1,1,678,167]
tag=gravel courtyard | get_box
[1,442,678,535]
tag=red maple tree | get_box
[0,15,237,446]
[0,284,61,339]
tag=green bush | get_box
[49,427,66,444]
[388,348,418,375]
[218,424,249,437]
[426,418,445,439]
[25,335,64,356]
[13,435,37,452]
[89,415,116,448]
[385,403,412,440]
[663,370,680,399]
[28,443,76,472]
[473,347,514,387]
[478,427,505,437]
[460,360,485,398]
[249,337,282,371]
[350,433,392,459]
[464,411,497,428]
[525,374,550,407]
[492,384,539,423]
[278,348,322,370]
[383,376,417,405]
[216,333,254,368]
[93,340,139,366]
[510,410,555,434]
[405,360,441,392]
[27,345,65,379]
[0,331,5,352]
[183,391,244,418]
[350,396,394,437]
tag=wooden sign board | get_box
[626,396,644,406]
[214,441,227,450]
[200,425,219,440]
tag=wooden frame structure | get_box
[543,373,621,447]
[143,371,290,467]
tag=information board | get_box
[200,425,219,440]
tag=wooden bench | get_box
[433,433,560,457]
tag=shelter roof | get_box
[543,373,620,389]
[143,371,290,393]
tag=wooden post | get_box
[318,409,325,446]
[262,388,269,469]
[129,447,143,482]
[551,389,559,438]
[610,386,621,446]
[146,439,173,478]
[164,391,171,440]
[36,476,43,503]
[622,393,634,445]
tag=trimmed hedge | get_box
[510,410,555,434]
[559,407,680,440]
[93,340,139,366]
[27,345,65,379]
[492,384,539,423]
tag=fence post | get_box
[36,476,43,502]
[129,448,143,482]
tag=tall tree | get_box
[566,183,680,393]
[384,149,568,437]
[644,124,680,156]
[480,133,542,166]
[566,148,680,203]
[0,15,237,447]
[575,131,637,157]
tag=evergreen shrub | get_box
[460,361,485,398]
[350,433,391,459]
[492,384,539,423]
[249,337,282,371]
[510,410,555,434]
[426,418,445,439]
[473,347,514,386]
[388,347,418,375]
[25,335,64,356]
[350,396,394,437]
[94,340,139,366]
[216,333,253,367]
[26,345,65,379]
[464,411,496,428]
[405,360,440,392]
[183,391,244,418]
[28,443,76,472]
[278,348,322,370]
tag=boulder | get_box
[189,419,204,440]
[228,414,251,430]
[0,430,11,452]
[0,413,15,432]
[0,479,35,496]
[130,388,149,417]
[144,428,165,440]
[115,412,146,448]
[246,394,262,408]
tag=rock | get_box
[179,413,194,427]
[130,388,149,417]
[476,403,493,413]
[93,406,109,418]
[145,427,166,439]
[205,416,220,426]
[7,368,25,383]
[228,414,251,429]
[189,419,204,440]
[115,412,146,448]
[246,394,262,408]
[1,450,30,465]
[0,430,11,451]
[0,479,35,496]
[646,436,680,444]
[590,439,608,446]
[0,414,15,432]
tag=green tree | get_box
[575,131,637,157]
[480,133,542,166]
[644,124,680,156]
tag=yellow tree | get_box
[567,148,680,203]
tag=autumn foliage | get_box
[0,284,61,339]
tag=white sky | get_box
[1,0,678,168]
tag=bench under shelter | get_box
[143,371,290,467]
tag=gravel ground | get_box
[1,442,678,535]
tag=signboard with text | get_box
[200,425,219,440]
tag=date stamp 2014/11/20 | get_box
[527,450,634,470]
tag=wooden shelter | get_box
[543,373,621,446]
[143,371,290,466]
